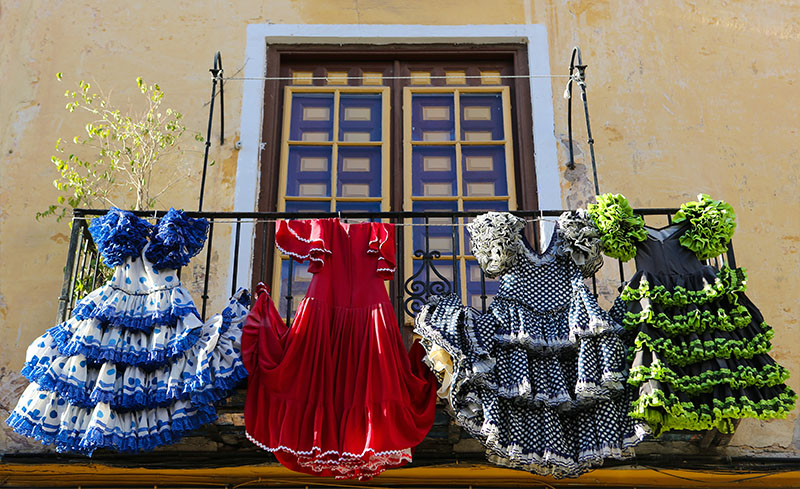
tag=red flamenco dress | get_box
[242,219,437,480]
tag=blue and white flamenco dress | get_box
[6,207,249,454]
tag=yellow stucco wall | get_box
[1,0,798,456]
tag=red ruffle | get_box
[275,220,331,273]
[368,222,396,280]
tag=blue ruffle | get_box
[56,325,202,368]
[145,208,209,270]
[7,404,217,455]
[88,208,154,267]
[80,404,216,454]
[30,358,247,412]
[71,300,200,332]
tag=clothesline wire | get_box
[70,216,560,226]
[223,74,571,81]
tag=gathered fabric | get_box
[6,208,249,454]
[591,194,796,435]
[414,212,648,479]
[243,219,437,480]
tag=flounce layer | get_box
[629,382,797,435]
[38,312,204,368]
[7,384,216,454]
[20,295,249,410]
[71,284,199,331]
[621,265,747,309]
[629,320,774,367]
[453,386,647,478]
[629,354,791,395]
[414,290,647,478]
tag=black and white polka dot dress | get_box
[414,212,649,478]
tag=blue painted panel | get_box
[289,94,334,141]
[411,146,457,197]
[460,93,504,140]
[334,201,382,219]
[461,146,508,197]
[337,146,382,198]
[283,201,331,213]
[338,94,382,142]
[411,94,455,141]
[285,146,332,197]
[411,201,459,257]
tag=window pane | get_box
[411,94,455,141]
[285,147,331,198]
[339,94,382,142]
[461,146,508,197]
[284,201,330,213]
[460,93,503,141]
[411,201,458,256]
[411,146,457,197]
[290,94,334,141]
[337,146,381,198]
[335,200,381,217]
[277,258,314,319]
[411,258,459,297]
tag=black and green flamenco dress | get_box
[590,194,796,436]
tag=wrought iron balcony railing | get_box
[59,208,738,327]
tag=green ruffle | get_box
[587,193,647,261]
[620,265,747,308]
[628,324,774,367]
[672,194,737,260]
[622,302,752,336]
[628,361,790,395]
[630,387,797,436]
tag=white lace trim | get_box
[245,430,412,460]
[275,242,327,264]
[285,221,331,249]
[366,224,392,255]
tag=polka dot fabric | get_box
[6,208,250,454]
[415,213,649,478]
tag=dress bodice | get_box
[633,223,708,277]
[494,236,574,314]
[276,219,396,309]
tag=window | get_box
[404,87,517,310]
[256,45,535,320]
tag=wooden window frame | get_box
[253,44,537,295]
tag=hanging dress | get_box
[242,218,437,480]
[413,211,649,479]
[6,207,250,454]
[588,193,797,435]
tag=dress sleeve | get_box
[368,222,396,280]
[672,194,737,259]
[557,209,604,277]
[88,207,154,267]
[587,193,647,262]
[465,212,525,278]
[275,219,331,273]
[145,208,210,270]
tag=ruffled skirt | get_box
[242,295,437,480]
[618,265,797,435]
[414,291,648,478]
[6,289,250,454]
